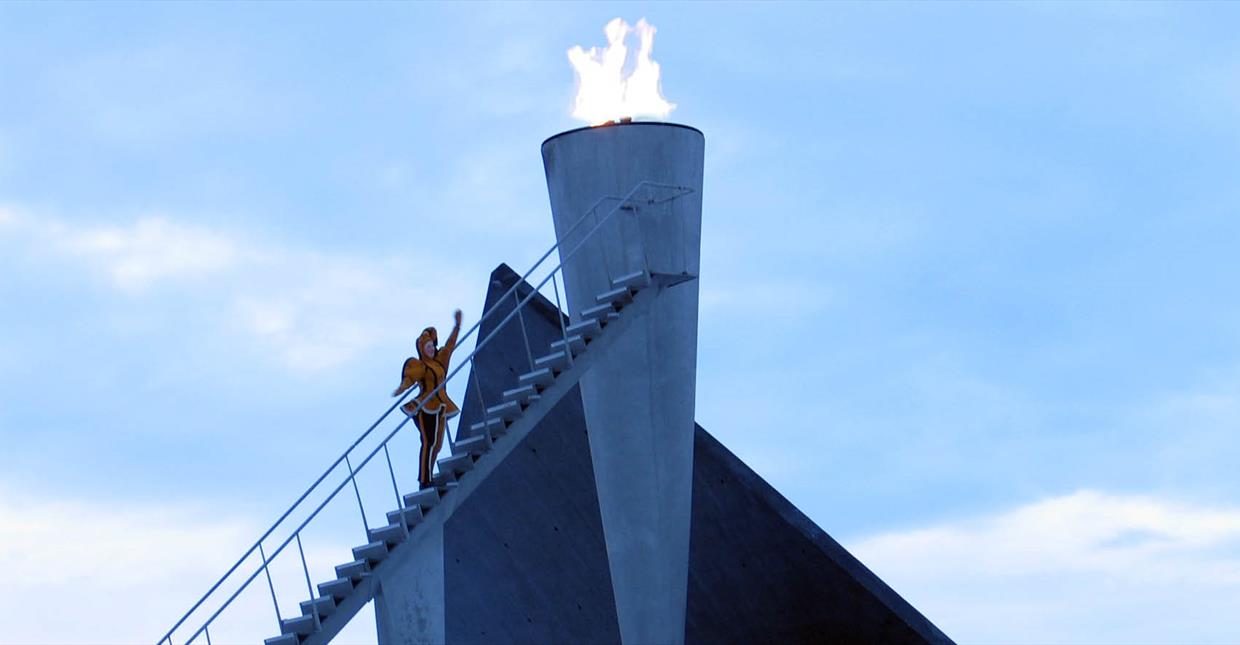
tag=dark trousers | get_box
[415,409,445,487]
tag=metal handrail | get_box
[160,180,692,645]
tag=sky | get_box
[2,1,1240,643]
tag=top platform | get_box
[542,121,704,149]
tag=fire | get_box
[567,18,676,126]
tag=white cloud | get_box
[0,207,241,290]
[0,206,476,372]
[59,217,241,290]
[229,254,474,372]
[850,490,1240,644]
[0,487,252,644]
[0,486,379,644]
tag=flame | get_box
[567,18,676,126]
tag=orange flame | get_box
[568,18,676,126]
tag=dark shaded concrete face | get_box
[438,265,951,645]
[443,265,622,644]
[685,428,949,644]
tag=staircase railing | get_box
[158,180,693,645]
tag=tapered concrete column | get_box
[542,122,704,645]
[374,524,445,644]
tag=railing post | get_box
[593,203,615,288]
[259,542,282,624]
[471,358,489,443]
[552,272,572,367]
[636,203,652,277]
[296,533,321,631]
[345,454,370,534]
[383,442,410,538]
[384,443,403,509]
[514,289,535,371]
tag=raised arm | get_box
[437,309,463,365]
[392,357,424,397]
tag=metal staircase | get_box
[157,181,694,645]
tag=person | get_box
[392,309,463,489]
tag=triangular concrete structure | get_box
[426,264,953,644]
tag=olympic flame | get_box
[567,18,676,126]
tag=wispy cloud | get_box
[0,485,379,644]
[0,206,241,290]
[0,486,253,644]
[851,490,1240,644]
[228,252,472,372]
[0,205,473,372]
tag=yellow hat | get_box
[416,327,438,358]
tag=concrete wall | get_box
[374,525,445,644]
[686,428,952,644]
[426,265,953,644]
[542,122,705,645]
[444,264,620,644]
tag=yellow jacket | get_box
[394,321,461,418]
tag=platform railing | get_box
[158,180,693,645]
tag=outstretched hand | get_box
[453,309,463,326]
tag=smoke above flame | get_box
[567,18,676,126]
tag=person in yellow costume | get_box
[393,309,462,489]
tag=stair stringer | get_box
[299,274,683,645]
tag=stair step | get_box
[352,540,388,564]
[565,319,602,340]
[264,634,300,645]
[595,286,634,306]
[469,417,506,438]
[335,559,369,581]
[280,614,317,636]
[550,335,587,355]
[521,394,542,408]
[318,577,354,600]
[300,595,336,618]
[533,350,570,371]
[439,452,474,476]
[433,469,457,488]
[612,270,651,290]
[502,384,539,403]
[452,434,490,457]
[433,479,458,496]
[486,400,522,421]
[367,523,406,546]
[403,488,440,511]
[386,505,423,528]
[581,303,618,322]
[518,368,555,388]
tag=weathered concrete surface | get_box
[444,264,621,644]
[685,428,953,644]
[373,523,445,644]
[408,264,953,643]
[543,123,704,645]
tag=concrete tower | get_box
[541,122,705,645]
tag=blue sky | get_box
[3,2,1240,643]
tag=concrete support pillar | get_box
[542,122,705,645]
[374,524,445,645]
